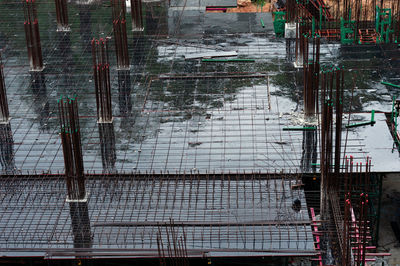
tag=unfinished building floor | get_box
[0,0,399,264]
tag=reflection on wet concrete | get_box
[238,12,254,23]
[98,122,116,173]
[132,33,145,67]
[69,201,92,249]
[30,72,49,131]
[0,123,14,174]
[132,32,156,71]
[144,1,168,36]
[168,8,205,36]
[301,130,317,173]
[286,39,296,63]
[77,3,92,52]
[56,31,73,71]
[55,31,75,97]
[118,70,132,116]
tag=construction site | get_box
[1,0,400,265]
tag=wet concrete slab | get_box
[346,113,400,172]
[168,8,206,36]
[168,10,273,36]
[204,13,274,34]
[0,175,315,257]
[0,1,398,175]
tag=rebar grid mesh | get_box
[0,173,315,257]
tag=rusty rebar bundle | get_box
[319,94,333,220]
[131,0,144,31]
[295,22,310,67]
[0,123,14,174]
[355,193,369,265]
[69,201,92,249]
[58,97,85,200]
[341,158,372,266]
[23,0,43,71]
[342,192,352,266]
[157,220,189,266]
[393,0,400,42]
[319,66,344,220]
[0,53,9,123]
[111,0,129,69]
[286,0,297,23]
[301,130,317,173]
[334,70,344,186]
[92,38,113,123]
[118,70,132,116]
[54,0,69,31]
